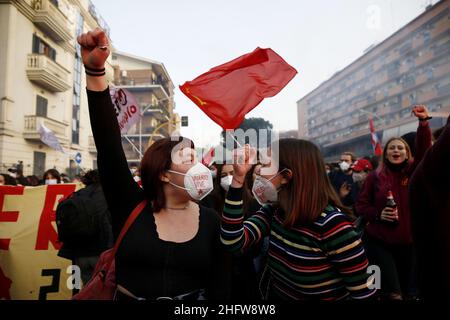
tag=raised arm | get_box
[220,145,272,253]
[79,28,143,237]
[412,117,450,182]
[221,186,272,254]
[410,105,432,172]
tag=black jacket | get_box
[58,183,113,259]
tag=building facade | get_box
[0,0,177,178]
[297,0,450,161]
[111,51,177,166]
[0,0,114,177]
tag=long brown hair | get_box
[377,137,413,184]
[140,136,194,212]
[276,139,344,227]
[381,137,412,167]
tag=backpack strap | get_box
[105,200,148,269]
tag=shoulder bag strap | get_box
[105,200,148,269]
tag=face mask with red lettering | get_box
[167,162,214,201]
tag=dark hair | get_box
[433,116,450,141]
[26,175,40,186]
[400,132,416,157]
[0,173,17,186]
[81,170,100,186]
[43,169,61,183]
[140,137,194,212]
[276,139,345,227]
[204,163,228,214]
[369,155,381,171]
[341,152,356,162]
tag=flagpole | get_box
[139,117,142,161]
[227,130,243,148]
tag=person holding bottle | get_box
[355,105,432,300]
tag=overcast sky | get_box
[91,0,435,148]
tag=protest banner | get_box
[110,87,142,134]
[0,184,82,300]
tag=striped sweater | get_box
[221,187,377,301]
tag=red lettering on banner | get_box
[130,105,137,114]
[35,184,76,250]
[0,186,25,250]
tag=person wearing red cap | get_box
[351,158,373,190]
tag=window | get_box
[36,95,48,117]
[423,31,431,44]
[32,34,56,61]
[72,11,84,145]
[33,152,46,177]
[409,92,417,104]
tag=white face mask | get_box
[45,179,58,185]
[220,175,233,192]
[9,172,17,179]
[167,162,214,201]
[252,170,286,206]
[210,170,217,179]
[339,161,351,172]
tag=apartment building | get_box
[297,0,450,160]
[0,0,178,178]
[0,0,115,177]
[112,51,177,165]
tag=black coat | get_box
[58,183,113,259]
[409,120,450,300]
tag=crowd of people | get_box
[0,166,80,186]
[2,28,448,302]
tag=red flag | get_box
[180,47,297,129]
[370,118,383,156]
[201,147,215,167]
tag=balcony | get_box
[31,0,72,42]
[23,115,69,144]
[143,104,171,121]
[26,54,71,92]
[116,76,170,100]
[88,136,97,154]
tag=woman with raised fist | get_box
[356,105,432,300]
[221,140,378,300]
[77,28,230,300]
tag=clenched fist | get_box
[412,105,429,120]
[77,28,110,70]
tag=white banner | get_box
[39,124,66,154]
[110,88,142,134]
